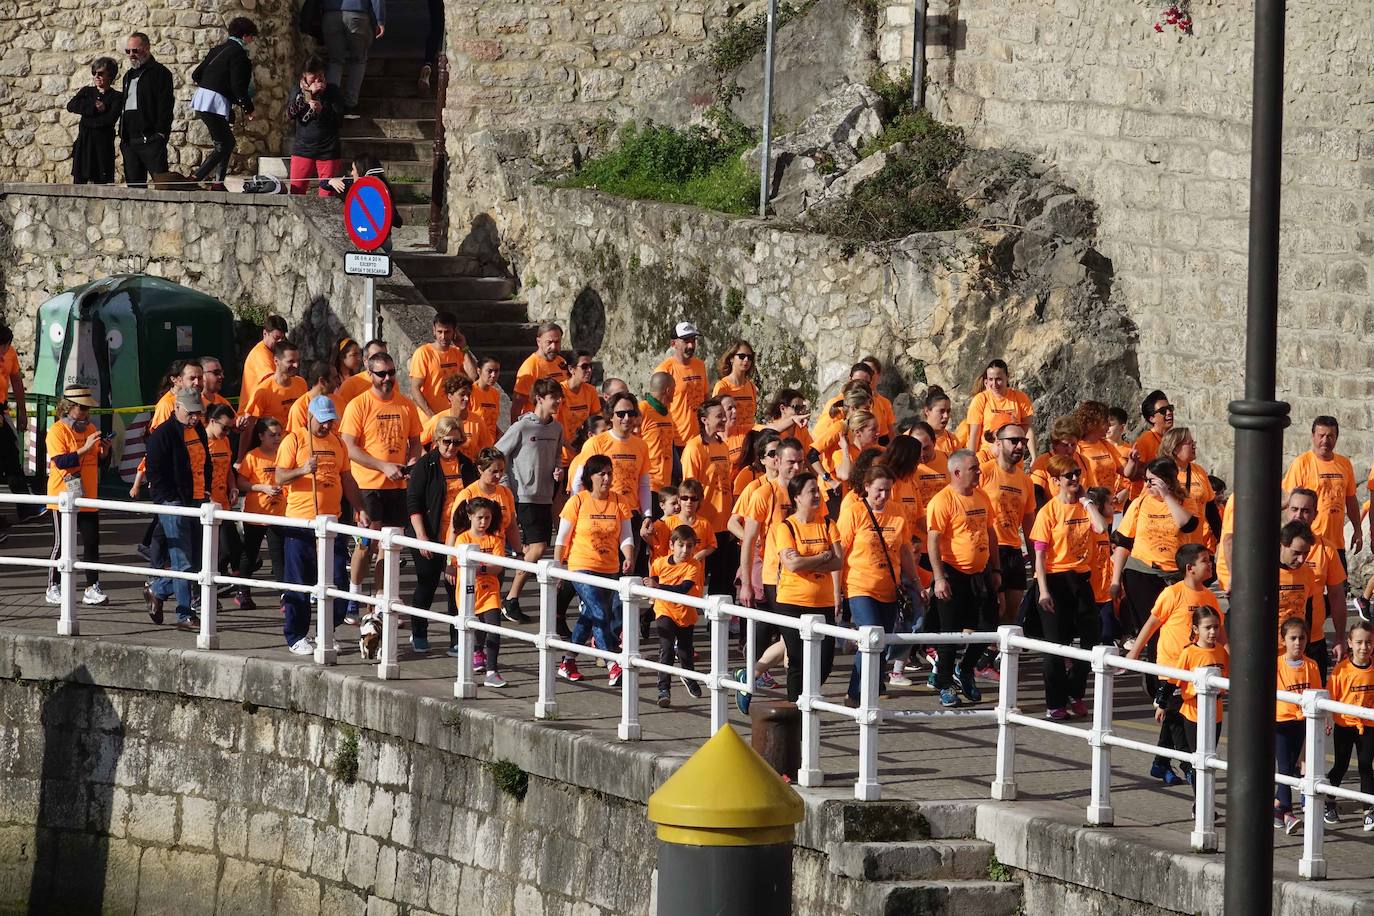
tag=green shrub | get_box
[488,759,529,801]
[860,108,962,161]
[708,2,816,76]
[867,67,914,122]
[332,726,360,784]
[559,116,760,216]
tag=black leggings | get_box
[192,111,235,182]
[1039,571,1100,708]
[410,548,456,642]
[48,511,99,588]
[1328,724,1374,796]
[774,601,835,702]
[240,523,284,584]
[219,521,243,575]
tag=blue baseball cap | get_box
[308,395,338,423]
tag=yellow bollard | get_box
[647,724,804,915]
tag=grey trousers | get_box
[323,10,374,107]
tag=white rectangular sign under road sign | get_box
[345,252,392,278]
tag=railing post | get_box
[1087,643,1119,825]
[1299,689,1329,879]
[56,491,78,636]
[618,577,643,740]
[1191,666,1222,852]
[854,624,885,801]
[452,543,477,697]
[377,527,402,680]
[313,515,337,665]
[798,613,824,787]
[707,595,731,734]
[992,625,1022,800]
[198,501,220,651]
[535,559,559,720]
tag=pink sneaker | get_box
[472,650,487,673]
[1046,707,1070,721]
[1069,697,1089,717]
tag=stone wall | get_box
[878,0,1374,464]
[0,185,429,389]
[513,184,1138,423]
[0,0,301,184]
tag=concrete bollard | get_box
[647,724,804,916]
[750,700,802,781]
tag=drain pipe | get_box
[758,0,778,217]
[910,0,927,110]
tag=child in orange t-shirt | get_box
[1175,606,1228,786]
[1275,618,1322,833]
[1323,620,1374,827]
[453,497,510,688]
[647,526,706,708]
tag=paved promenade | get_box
[3,510,1374,902]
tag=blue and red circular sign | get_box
[343,176,394,252]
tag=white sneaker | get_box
[484,671,508,688]
[288,637,315,655]
[82,584,109,605]
[45,585,61,605]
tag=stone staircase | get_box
[800,796,1024,915]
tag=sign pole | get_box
[364,276,376,342]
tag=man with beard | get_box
[654,322,708,480]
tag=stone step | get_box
[829,840,995,882]
[460,321,540,348]
[426,301,531,327]
[799,795,978,849]
[355,97,435,119]
[416,275,519,299]
[365,56,426,77]
[379,159,434,181]
[341,138,431,162]
[389,225,434,252]
[391,252,484,278]
[869,879,1022,916]
[388,182,431,204]
[359,75,431,99]
[395,203,431,225]
[340,118,436,141]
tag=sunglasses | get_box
[1154,405,1176,415]
[734,353,755,360]
[439,438,461,447]
[1059,470,1083,480]
[788,402,809,412]
[997,436,1028,445]
[614,409,640,419]
[576,364,594,371]
[764,450,778,458]
[371,369,396,378]
[123,48,143,55]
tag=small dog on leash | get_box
[358,613,383,660]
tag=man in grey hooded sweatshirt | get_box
[495,376,565,623]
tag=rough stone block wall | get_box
[879,0,1374,464]
[0,0,302,184]
[0,186,430,389]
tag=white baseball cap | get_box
[673,321,700,340]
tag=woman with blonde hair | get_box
[1159,426,1221,541]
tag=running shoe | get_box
[502,597,529,624]
[1045,707,1069,721]
[411,634,430,653]
[657,689,672,708]
[608,662,623,687]
[557,659,582,682]
[1068,697,1089,718]
[681,675,703,699]
[1364,808,1374,831]
[888,670,913,687]
[757,670,778,689]
[45,585,61,605]
[953,669,982,703]
[735,669,752,715]
[288,637,315,655]
[473,650,487,673]
[1324,800,1338,825]
[939,688,960,708]
[484,671,508,688]
[82,584,109,605]
[1284,813,1300,835]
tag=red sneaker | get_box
[557,659,583,682]
[608,662,623,687]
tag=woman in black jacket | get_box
[404,416,477,652]
[190,17,258,188]
[66,57,123,184]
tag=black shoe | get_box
[681,675,703,699]
[501,597,529,624]
[657,689,671,708]
[17,506,47,523]
[143,585,165,625]
[135,542,152,562]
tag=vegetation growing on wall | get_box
[707,1,817,75]
[333,725,360,784]
[488,759,529,801]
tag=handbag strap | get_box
[861,497,902,590]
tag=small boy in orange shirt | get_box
[1323,620,1374,828]
[647,526,705,708]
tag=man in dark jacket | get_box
[118,31,175,187]
[144,389,210,629]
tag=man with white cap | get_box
[654,322,708,480]
[143,387,211,630]
[275,394,368,655]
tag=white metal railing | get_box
[18,491,1372,878]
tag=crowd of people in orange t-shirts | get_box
[37,310,1374,824]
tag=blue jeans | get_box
[886,584,925,665]
[847,595,898,699]
[569,575,622,654]
[282,528,351,646]
[152,510,198,619]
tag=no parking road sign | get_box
[343,176,393,252]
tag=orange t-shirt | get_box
[454,530,504,612]
[1328,659,1374,731]
[1128,429,1164,499]
[339,389,422,491]
[150,389,231,431]
[242,375,309,427]
[714,377,759,435]
[1277,562,1319,643]
[650,555,705,627]
[1179,644,1229,723]
[1276,655,1322,721]
[1216,496,1236,590]
[772,516,839,608]
[682,435,732,534]
[925,486,994,574]
[453,481,516,540]
[578,432,650,510]
[558,383,603,462]
[1150,581,1222,671]
[979,460,1034,549]
[1300,536,1346,640]
[239,340,276,405]
[823,393,895,439]
[237,447,283,516]
[654,356,709,447]
[429,455,468,542]
[276,428,349,518]
[45,421,100,510]
[420,411,493,461]
[1283,450,1357,546]
[208,435,233,506]
[470,383,503,440]
[559,491,632,574]
[409,342,469,414]
[639,399,676,490]
[739,477,790,586]
[1029,497,1095,574]
[514,352,570,400]
[1117,492,1201,572]
[335,371,371,408]
[932,428,960,456]
[1029,451,1092,499]
[183,427,208,501]
[966,389,1034,436]
[837,497,906,602]
[1090,530,1112,603]
[287,390,341,434]
[915,453,950,507]
[1077,439,1122,491]
[890,475,928,583]
[647,512,715,562]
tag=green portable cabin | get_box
[30,275,240,492]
